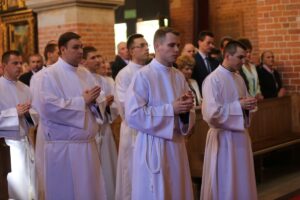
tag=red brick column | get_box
[26,0,124,61]
[169,0,194,45]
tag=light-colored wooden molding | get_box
[26,0,124,12]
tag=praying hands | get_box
[173,91,194,114]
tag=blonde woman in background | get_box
[176,55,201,109]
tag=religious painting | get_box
[0,10,37,60]
[0,0,26,12]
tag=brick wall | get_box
[169,0,300,93]
[209,0,260,62]
[257,0,300,93]
[169,0,194,46]
[38,23,115,62]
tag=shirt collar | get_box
[198,50,208,60]
[1,75,17,84]
[58,57,78,72]
[262,64,273,73]
[128,61,144,70]
[151,58,172,72]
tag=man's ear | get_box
[154,41,160,52]
[60,46,66,55]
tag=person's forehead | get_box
[118,43,126,49]
[9,54,22,61]
[184,44,194,49]
[30,55,42,60]
[88,51,100,58]
[264,52,274,57]
[68,38,82,45]
[134,37,146,44]
[202,36,214,43]
[164,33,179,42]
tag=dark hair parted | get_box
[223,40,247,56]
[153,27,180,45]
[44,43,58,61]
[2,50,21,64]
[198,31,214,41]
[127,34,144,50]
[58,32,81,49]
[27,53,43,63]
[83,46,98,59]
[237,38,253,51]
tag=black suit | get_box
[19,71,33,86]
[256,64,282,99]
[111,55,128,79]
[192,52,219,95]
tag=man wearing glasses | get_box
[115,33,149,200]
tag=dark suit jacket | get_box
[111,55,127,79]
[19,71,33,86]
[192,52,219,95]
[256,64,282,99]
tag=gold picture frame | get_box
[0,9,37,60]
[0,0,26,12]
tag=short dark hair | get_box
[220,36,233,49]
[1,50,21,64]
[153,27,180,45]
[127,34,144,50]
[223,40,247,56]
[27,53,43,63]
[237,38,253,51]
[44,43,58,61]
[198,31,214,41]
[58,32,81,49]
[83,46,98,59]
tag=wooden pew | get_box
[186,95,300,179]
[0,138,10,199]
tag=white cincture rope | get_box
[144,135,162,192]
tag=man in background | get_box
[192,31,219,95]
[111,41,129,79]
[19,53,43,86]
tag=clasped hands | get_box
[16,103,31,116]
[83,86,101,105]
[173,91,194,114]
[240,96,257,111]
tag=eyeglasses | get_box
[132,43,149,49]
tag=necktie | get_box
[205,57,211,73]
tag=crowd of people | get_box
[0,26,287,200]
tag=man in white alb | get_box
[0,50,37,200]
[125,27,195,200]
[39,32,107,199]
[114,33,149,200]
[200,40,258,200]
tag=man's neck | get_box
[155,57,172,67]
[62,57,78,67]
[198,49,208,57]
[3,74,17,81]
[222,62,236,72]
[132,58,146,66]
